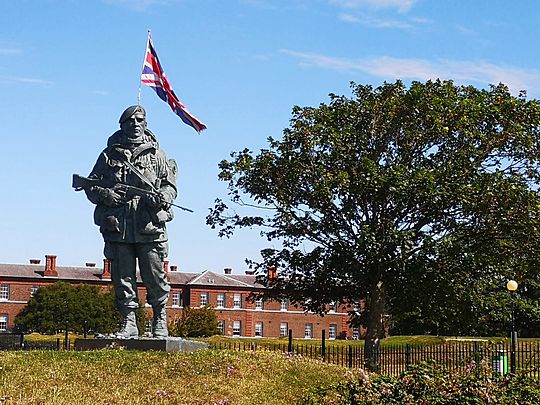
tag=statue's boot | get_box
[115,310,139,339]
[152,306,169,338]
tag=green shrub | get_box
[169,305,219,337]
[303,361,540,404]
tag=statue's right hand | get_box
[91,186,124,207]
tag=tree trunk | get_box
[364,278,386,371]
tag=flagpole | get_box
[138,30,151,105]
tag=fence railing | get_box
[209,339,540,378]
[2,332,539,378]
[0,333,64,351]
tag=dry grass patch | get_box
[0,349,352,405]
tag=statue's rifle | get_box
[72,174,194,213]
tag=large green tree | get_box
[15,282,121,335]
[207,80,540,364]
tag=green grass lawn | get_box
[0,349,353,405]
[201,334,452,348]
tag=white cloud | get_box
[0,75,53,87]
[0,48,22,55]
[329,0,417,13]
[339,13,361,22]
[280,50,540,94]
[103,0,176,11]
[91,90,109,96]
[339,13,415,29]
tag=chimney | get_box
[44,255,58,277]
[29,259,41,265]
[102,259,112,280]
[245,270,255,275]
[85,262,96,267]
[164,260,169,273]
[224,268,232,275]
[170,265,178,272]
[268,266,277,280]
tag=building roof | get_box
[0,262,264,288]
[187,270,259,288]
[0,263,103,282]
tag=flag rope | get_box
[137,30,151,106]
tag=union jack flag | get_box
[141,32,207,133]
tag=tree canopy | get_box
[15,282,121,335]
[208,80,540,358]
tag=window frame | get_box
[172,291,181,307]
[304,323,313,339]
[328,324,337,340]
[0,285,9,301]
[199,292,209,307]
[0,314,7,332]
[216,292,225,308]
[255,322,263,337]
[255,298,263,310]
[233,293,242,309]
[232,320,241,336]
[280,322,288,337]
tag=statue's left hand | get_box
[144,192,162,208]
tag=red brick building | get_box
[0,255,359,339]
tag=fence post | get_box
[64,327,69,350]
[405,344,411,369]
[288,329,293,353]
[511,331,517,373]
[321,329,326,361]
[348,345,353,368]
[473,341,481,364]
[19,333,24,350]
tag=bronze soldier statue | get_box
[79,105,177,338]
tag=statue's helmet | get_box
[119,105,146,125]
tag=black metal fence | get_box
[0,333,64,351]
[3,332,539,378]
[209,338,540,378]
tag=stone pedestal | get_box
[74,337,209,352]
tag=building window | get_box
[0,315,7,332]
[329,302,337,313]
[304,323,313,339]
[172,292,181,307]
[145,320,152,334]
[255,298,263,310]
[352,327,360,340]
[280,299,288,311]
[30,286,39,298]
[233,320,241,336]
[329,324,337,340]
[217,320,225,334]
[233,293,242,309]
[200,292,208,307]
[216,293,225,308]
[280,322,288,337]
[255,322,263,337]
[0,285,9,301]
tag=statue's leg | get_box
[106,242,139,338]
[137,242,170,338]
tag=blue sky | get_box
[2,0,540,273]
